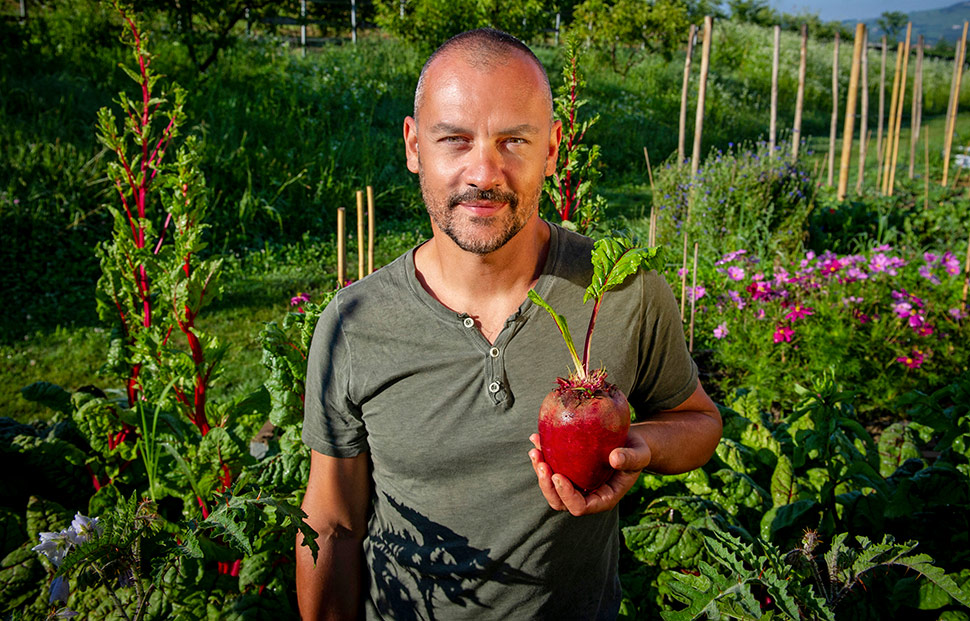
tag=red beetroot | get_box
[538,381,630,492]
[528,237,663,495]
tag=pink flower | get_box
[290,292,311,306]
[784,303,814,321]
[773,325,794,343]
[943,252,960,276]
[716,249,748,265]
[713,323,728,339]
[727,266,745,281]
[755,308,766,319]
[746,280,771,300]
[845,266,868,281]
[689,286,707,301]
[950,307,967,321]
[923,252,938,264]
[916,324,934,337]
[727,289,746,310]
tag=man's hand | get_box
[528,380,721,516]
[528,431,651,516]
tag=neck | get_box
[414,218,551,340]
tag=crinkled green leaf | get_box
[0,544,46,614]
[585,237,663,304]
[25,496,71,543]
[19,381,72,415]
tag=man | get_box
[296,28,722,620]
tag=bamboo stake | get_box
[336,207,346,287]
[644,147,657,247]
[689,242,699,353]
[877,37,887,173]
[770,25,780,153]
[881,43,904,195]
[838,24,864,201]
[691,16,713,180]
[828,32,840,187]
[944,31,962,181]
[678,24,697,166]
[680,230,689,321]
[887,24,912,196]
[909,36,924,179]
[356,190,365,281]
[792,24,808,162]
[944,22,969,187]
[856,26,869,196]
[366,185,375,275]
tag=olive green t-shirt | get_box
[302,223,698,620]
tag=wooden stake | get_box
[680,230,689,321]
[925,128,930,209]
[909,36,924,179]
[857,26,869,196]
[881,43,904,195]
[877,36,887,173]
[828,32,840,187]
[887,23,912,196]
[839,24,864,201]
[356,191,365,281]
[792,24,807,162]
[944,22,969,187]
[678,24,697,166]
[366,185,375,275]
[770,25,780,153]
[691,16,713,180]
[961,233,970,306]
[689,242,699,353]
[336,207,346,287]
[644,147,657,247]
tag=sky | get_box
[767,0,958,22]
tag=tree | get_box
[572,0,690,74]
[728,0,778,27]
[877,10,908,42]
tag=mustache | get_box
[447,188,518,210]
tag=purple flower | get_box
[845,266,868,281]
[892,301,913,319]
[727,289,747,309]
[727,266,745,281]
[949,307,966,320]
[716,249,748,265]
[713,323,728,339]
[924,252,939,264]
[689,285,707,301]
[919,265,941,285]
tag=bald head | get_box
[413,28,553,124]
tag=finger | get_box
[529,433,541,451]
[530,451,565,511]
[609,443,650,472]
[553,474,590,517]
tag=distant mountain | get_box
[843,1,970,45]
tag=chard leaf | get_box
[770,454,798,507]
[19,382,72,415]
[584,237,664,304]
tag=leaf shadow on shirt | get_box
[369,492,544,619]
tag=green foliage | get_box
[372,0,549,52]
[571,0,689,73]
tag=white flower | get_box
[68,513,101,545]
[32,531,72,568]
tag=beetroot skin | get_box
[538,382,631,493]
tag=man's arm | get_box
[529,379,722,516]
[296,450,371,620]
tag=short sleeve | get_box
[630,270,699,414]
[302,295,369,457]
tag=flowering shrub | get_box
[687,243,969,416]
[653,140,817,262]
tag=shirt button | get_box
[488,381,501,393]
[489,347,500,358]
[463,317,475,328]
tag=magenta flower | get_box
[820,258,842,275]
[896,349,925,369]
[773,325,794,343]
[746,280,771,300]
[290,292,311,306]
[713,323,728,339]
[727,265,745,281]
[689,285,707,301]
[784,303,814,321]
[923,252,938,264]
[916,324,934,337]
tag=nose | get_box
[463,142,504,191]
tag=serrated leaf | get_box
[585,237,662,304]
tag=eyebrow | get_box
[427,122,541,137]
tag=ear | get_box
[544,120,563,177]
[404,116,419,174]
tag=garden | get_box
[1,0,969,618]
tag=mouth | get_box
[457,200,508,217]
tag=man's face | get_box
[403,50,562,256]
